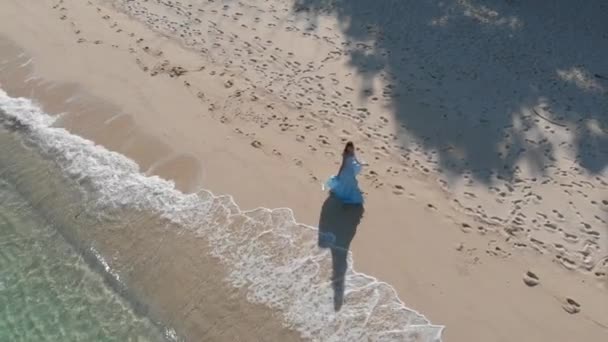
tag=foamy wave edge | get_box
[0,89,444,342]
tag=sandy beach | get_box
[1,0,607,341]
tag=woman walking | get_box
[324,142,364,205]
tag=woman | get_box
[324,142,364,204]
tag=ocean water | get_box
[0,176,165,341]
[0,88,443,341]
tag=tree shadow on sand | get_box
[318,194,364,311]
[293,0,608,183]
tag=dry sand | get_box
[1,0,607,341]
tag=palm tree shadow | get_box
[318,194,364,311]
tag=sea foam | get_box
[0,89,444,341]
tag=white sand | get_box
[1,0,607,340]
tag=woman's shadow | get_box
[318,194,364,311]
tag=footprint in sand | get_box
[562,232,579,244]
[460,223,473,233]
[553,243,567,253]
[562,298,581,314]
[393,184,404,195]
[556,254,577,270]
[135,58,149,72]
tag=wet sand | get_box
[1,0,607,341]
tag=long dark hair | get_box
[342,141,354,157]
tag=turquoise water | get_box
[0,178,165,342]
[0,87,443,341]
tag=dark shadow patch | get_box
[293,0,608,183]
[318,194,364,311]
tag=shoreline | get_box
[1,0,607,341]
[0,85,443,340]
[0,92,308,342]
[0,171,169,342]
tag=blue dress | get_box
[324,156,364,204]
